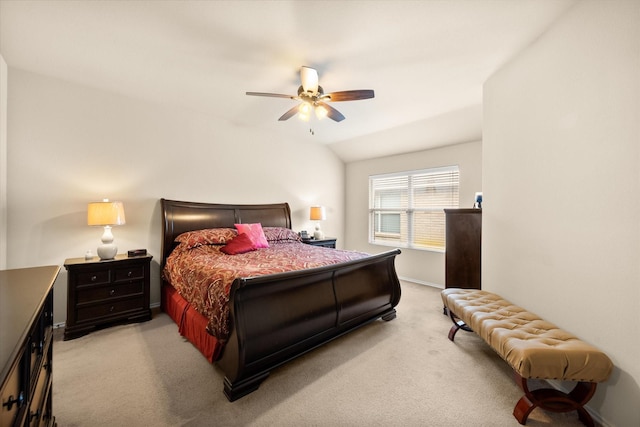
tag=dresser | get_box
[444,209,482,290]
[1,265,60,427]
[63,254,152,340]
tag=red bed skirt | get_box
[161,283,223,362]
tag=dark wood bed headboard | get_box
[160,198,292,266]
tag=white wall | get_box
[345,140,482,286]
[6,69,346,324]
[483,1,639,425]
[0,54,7,269]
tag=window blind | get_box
[369,166,459,251]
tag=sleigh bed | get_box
[160,198,402,401]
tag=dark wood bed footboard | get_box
[218,249,401,401]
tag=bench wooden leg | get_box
[513,372,597,426]
[446,309,473,341]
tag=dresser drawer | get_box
[76,281,144,303]
[26,316,50,391]
[114,265,144,282]
[26,357,51,427]
[1,352,26,427]
[27,340,45,393]
[76,296,145,322]
[76,269,110,286]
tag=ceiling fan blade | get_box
[300,66,318,93]
[317,101,345,122]
[278,104,301,121]
[324,90,375,102]
[246,92,296,99]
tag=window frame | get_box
[368,165,460,252]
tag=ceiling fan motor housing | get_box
[298,85,324,98]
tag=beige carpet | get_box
[53,282,593,426]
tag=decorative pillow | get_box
[263,227,302,243]
[220,233,257,255]
[234,223,269,248]
[175,228,238,249]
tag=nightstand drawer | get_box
[76,281,144,303]
[76,269,110,286]
[114,265,144,282]
[76,296,145,322]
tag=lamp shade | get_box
[87,200,126,226]
[309,206,326,221]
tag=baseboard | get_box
[398,276,444,289]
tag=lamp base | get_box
[313,225,324,240]
[97,225,117,260]
[97,244,117,260]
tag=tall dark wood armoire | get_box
[444,209,482,291]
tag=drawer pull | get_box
[110,306,115,312]
[31,340,43,354]
[109,289,116,296]
[29,408,41,421]
[91,275,98,282]
[2,392,24,410]
[127,271,133,277]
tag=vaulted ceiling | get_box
[0,0,575,161]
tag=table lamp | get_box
[87,199,126,260]
[309,206,326,240]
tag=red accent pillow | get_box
[220,233,257,255]
[234,223,269,248]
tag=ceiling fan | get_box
[246,66,374,122]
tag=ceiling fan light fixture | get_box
[315,104,328,120]
[298,102,312,121]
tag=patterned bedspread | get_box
[163,237,369,343]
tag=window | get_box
[369,166,459,251]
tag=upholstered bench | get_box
[441,288,613,427]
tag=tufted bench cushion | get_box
[441,288,613,382]
[441,288,613,426]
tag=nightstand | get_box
[63,254,152,340]
[303,238,337,248]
